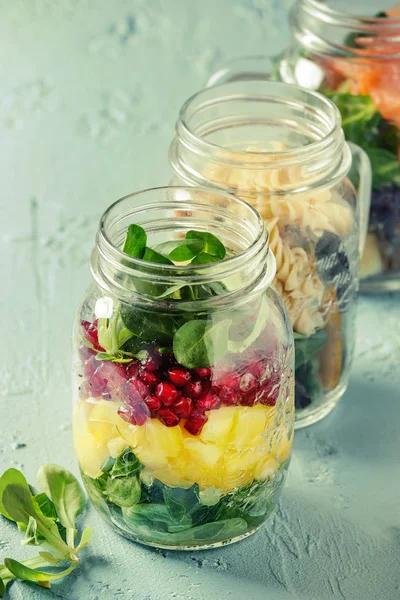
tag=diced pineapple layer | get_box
[73,399,293,491]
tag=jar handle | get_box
[347,142,372,255]
[205,55,276,87]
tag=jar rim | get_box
[177,80,343,169]
[293,0,400,59]
[91,186,275,305]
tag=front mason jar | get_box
[72,186,294,550]
[169,81,368,428]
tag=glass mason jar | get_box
[206,0,400,293]
[72,186,294,550]
[169,80,371,428]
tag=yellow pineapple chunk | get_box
[184,437,223,468]
[199,406,238,447]
[229,405,274,449]
[107,436,128,458]
[253,455,280,480]
[89,400,121,426]
[143,419,183,458]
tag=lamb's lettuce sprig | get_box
[0,465,91,597]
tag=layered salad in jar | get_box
[312,4,400,281]
[73,223,293,549]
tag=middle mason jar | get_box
[169,80,368,428]
[73,186,294,550]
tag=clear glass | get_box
[72,186,294,550]
[169,81,370,428]
[206,0,400,292]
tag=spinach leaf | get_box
[168,239,204,262]
[33,493,57,521]
[142,247,174,265]
[0,469,32,523]
[173,318,231,369]
[36,464,86,532]
[191,253,219,265]
[120,305,181,343]
[122,224,147,259]
[295,361,321,405]
[186,231,226,260]
[367,148,400,189]
[325,92,380,147]
[110,447,143,479]
[106,477,141,508]
[294,329,328,369]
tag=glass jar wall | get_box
[72,186,294,550]
[169,81,370,427]
[206,0,400,292]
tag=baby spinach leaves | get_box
[0,465,91,597]
[294,330,328,369]
[122,224,147,259]
[173,318,231,369]
[324,90,400,190]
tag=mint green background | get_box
[1,1,400,598]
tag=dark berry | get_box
[193,367,211,380]
[294,380,312,409]
[185,412,208,435]
[168,368,191,387]
[155,381,178,405]
[158,408,180,427]
[173,396,193,418]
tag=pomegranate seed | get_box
[118,403,148,426]
[193,367,211,380]
[81,320,103,351]
[196,391,220,412]
[239,373,259,394]
[173,396,193,418]
[185,412,208,435]
[89,371,107,396]
[126,361,140,379]
[84,356,98,378]
[143,353,162,372]
[155,381,178,406]
[220,390,241,406]
[146,395,162,416]
[79,345,95,362]
[168,368,191,387]
[184,380,203,399]
[121,378,149,404]
[240,393,257,407]
[247,361,265,379]
[158,408,180,427]
[139,370,159,388]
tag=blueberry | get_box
[295,380,312,409]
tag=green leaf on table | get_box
[0,469,31,523]
[36,464,85,531]
[4,558,77,583]
[173,318,231,369]
[122,224,147,259]
[186,230,226,259]
[294,329,328,369]
[75,527,92,553]
[38,551,60,567]
[2,484,71,558]
[34,493,57,521]
[0,577,5,598]
[366,148,400,189]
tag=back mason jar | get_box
[206,0,400,292]
[169,80,371,427]
[73,186,294,550]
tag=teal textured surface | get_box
[1,1,400,598]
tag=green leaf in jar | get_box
[173,318,231,369]
[142,247,174,265]
[293,329,328,369]
[186,230,226,260]
[106,477,141,508]
[110,447,143,479]
[122,224,147,259]
[168,239,204,262]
